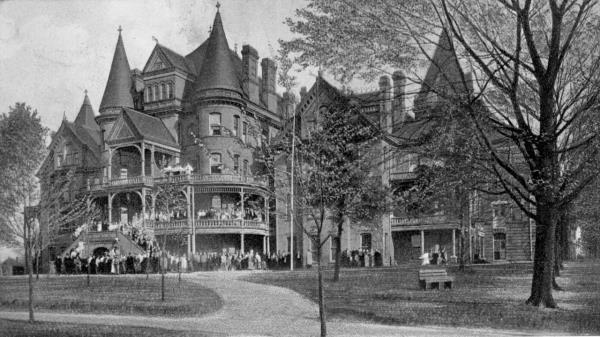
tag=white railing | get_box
[391,215,451,226]
[88,173,268,191]
[109,176,154,187]
[147,219,268,231]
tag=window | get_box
[161,83,167,100]
[210,153,222,174]
[242,122,248,142]
[209,113,221,136]
[360,233,372,251]
[330,237,339,262]
[146,87,152,102]
[233,154,240,174]
[242,159,248,176]
[233,116,240,137]
[168,83,174,99]
[493,233,506,260]
[154,85,159,101]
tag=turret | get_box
[97,26,134,140]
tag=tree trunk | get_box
[332,218,343,282]
[526,201,557,308]
[35,251,40,280]
[317,247,327,337]
[25,223,34,323]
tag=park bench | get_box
[418,268,454,290]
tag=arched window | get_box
[161,83,167,100]
[168,83,174,99]
[147,86,153,102]
[242,159,249,176]
[210,153,222,174]
[233,154,240,174]
[233,115,240,137]
[209,113,221,136]
[242,122,248,142]
[154,84,160,101]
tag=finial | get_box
[152,36,159,44]
[84,89,88,95]
[118,25,122,35]
[63,111,67,121]
[216,2,221,11]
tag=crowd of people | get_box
[339,249,384,268]
[419,247,448,266]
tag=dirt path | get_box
[0,271,557,336]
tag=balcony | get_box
[390,171,417,182]
[156,173,268,189]
[146,219,268,235]
[87,176,154,192]
[391,214,459,231]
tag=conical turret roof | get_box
[74,91,99,130]
[99,28,134,113]
[195,10,242,94]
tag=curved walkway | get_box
[0,272,558,336]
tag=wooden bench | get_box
[418,269,454,290]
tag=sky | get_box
[0,0,321,132]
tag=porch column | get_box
[141,143,145,177]
[264,195,269,224]
[108,192,113,225]
[141,188,146,228]
[150,145,155,177]
[240,189,245,221]
[452,229,456,258]
[420,230,425,255]
[151,193,156,220]
[107,148,113,181]
[191,186,196,254]
[263,235,267,254]
[266,236,270,255]
[240,233,245,253]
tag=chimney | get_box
[282,91,296,120]
[261,58,278,112]
[392,70,407,132]
[242,45,259,103]
[379,75,392,131]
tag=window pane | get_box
[233,155,239,173]
[210,113,221,136]
[210,153,222,174]
[233,116,239,137]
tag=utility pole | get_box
[290,105,296,271]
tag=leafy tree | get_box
[282,0,600,308]
[152,180,189,299]
[313,95,393,282]
[0,103,47,322]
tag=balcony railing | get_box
[390,171,417,181]
[146,219,268,232]
[88,173,268,192]
[156,173,268,188]
[391,214,457,227]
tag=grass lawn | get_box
[0,274,222,317]
[244,260,600,334]
[0,319,216,337]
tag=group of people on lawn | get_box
[419,246,448,266]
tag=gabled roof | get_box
[99,30,134,113]
[194,11,242,94]
[413,29,468,117]
[74,92,100,131]
[65,122,102,162]
[144,44,196,74]
[121,108,178,148]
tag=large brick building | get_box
[292,30,535,266]
[37,6,294,262]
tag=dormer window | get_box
[154,84,160,101]
[209,113,221,136]
[161,83,167,100]
[233,154,240,173]
[242,122,248,142]
[147,86,153,102]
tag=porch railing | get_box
[146,219,268,231]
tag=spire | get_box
[99,26,134,114]
[74,90,99,130]
[195,8,242,94]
